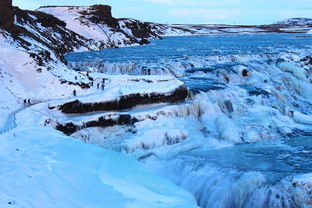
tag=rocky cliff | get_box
[80,5,119,28]
[2,4,179,67]
[0,0,14,28]
[1,4,172,67]
[38,5,169,48]
[10,7,91,64]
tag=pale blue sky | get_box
[14,0,312,25]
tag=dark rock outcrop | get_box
[59,85,188,114]
[301,56,312,65]
[82,5,119,29]
[119,19,159,39]
[56,114,138,135]
[60,79,90,89]
[2,7,91,65]
[238,85,270,96]
[139,38,150,45]
[1,4,165,67]
[0,0,14,28]
[77,5,161,39]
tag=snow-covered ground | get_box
[0,108,198,208]
[0,7,201,207]
[53,74,185,105]
[0,29,92,127]
[0,30,196,205]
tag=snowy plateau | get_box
[1,2,312,208]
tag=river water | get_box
[66,34,312,208]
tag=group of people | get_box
[97,78,106,90]
[72,78,107,97]
[23,98,32,105]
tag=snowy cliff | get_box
[38,5,168,48]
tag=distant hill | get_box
[275,18,312,26]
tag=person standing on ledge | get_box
[73,90,76,96]
[101,78,106,90]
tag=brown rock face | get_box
[90,5,113,19]
[56,114,138,135]
[0,0,14,28]
[79,4,119,29]
[58,85,188,114]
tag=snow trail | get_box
[0,107,24,134]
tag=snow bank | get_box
[52,75,185,106]
[99,148,198,208]
[0,126,198,208]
